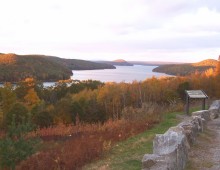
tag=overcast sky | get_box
[0,0,220,62]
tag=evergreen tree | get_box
[0,83,16,127]
[0,116,40,170]
[6,102,29,126]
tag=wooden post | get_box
[185,96,189,114]
[202,98,206,110]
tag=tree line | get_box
[0,61,220,169]
[0,60,220,129]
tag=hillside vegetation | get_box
[0,53,115,82]
[44,56,116,70]
[153,59,218,76]
[0,61,220,169]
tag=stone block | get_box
[153,126,189,170]
[141,101,219,170]
[209,100,220,119]
[142,154,167,170]
[209,109,219,119]
[178,121,196,145]
[192,110,210,121]
[191,116,205,132]
[209,100,220,111]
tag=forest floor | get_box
[186,117,220,170]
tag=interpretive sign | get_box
[185,90,208,114]
[186,90,208,98]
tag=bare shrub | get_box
[17,118,155,170]
[121,102,164,123]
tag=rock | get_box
[209,100,220,119]
[191,116,205,132]
[141,100,220,170]
[178,121,197,145]
[153,126,189,170]
[209,109,219,119]
[142,154,167,170]
[192,110,210,121]
[209,100,220,111]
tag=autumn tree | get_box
[6,102,29,126]
[31,102,54,128]
[177,82,190,100]
[97,83,123,120]
[72,89,105,123]
[1,83,16,113]
[0,83,16,127]
[24,88,40,107]
[54,95,74,124]
[215,60,220,76]
[214,60,220,97]
[15,77,43,101]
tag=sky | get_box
[0,0,220,62]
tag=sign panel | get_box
[186,90,208,99]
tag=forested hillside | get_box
[153,59,218,76]
[45,56,115,70]
[0,53,115,82]
[0,53,72,82]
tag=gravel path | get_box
[186,117,220,170]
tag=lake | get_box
[71,65,170,83]
[0,65,171,87]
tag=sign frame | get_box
[185,90,208,114]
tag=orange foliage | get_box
[3,67,220,169]
[17,100,183,170]
[18,119,156,169]
[23,77,36,87]
[204,68,215,77]
[0,53,17,64]
[215,61,220,76]
[24,88,40,106]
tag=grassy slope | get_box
[83,107,199,170]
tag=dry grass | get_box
[16,102,183,170]
[17,119,155,170]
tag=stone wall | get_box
[142,100,220,170]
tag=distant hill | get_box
[43,56,115,70]
[0,53,115,82]
[97,59,133,66]
[153,59,218,76]
[192,59,217,67]
[112,59,133,66]
[129,61,184,66]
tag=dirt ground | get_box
[186,117,220,170]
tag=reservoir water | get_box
[0,65,170,87]
[71,65,170,83]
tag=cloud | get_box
[0,0,219,62]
